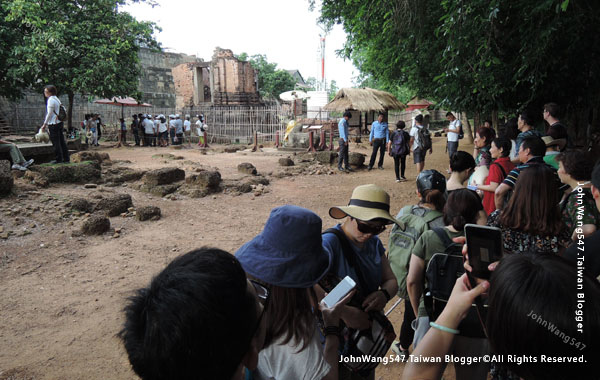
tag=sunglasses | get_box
[250,280,270,307]
[354,219,387,235]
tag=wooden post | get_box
[252,130,258,152]
[329,124,334,151]
[319,129,327,150]
[275,130,280,148]
[307,130,316,152]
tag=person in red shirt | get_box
[477,137,515,214]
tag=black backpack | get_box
[424,228,487,338]
[320,228,396,375]
[417,125,432,151]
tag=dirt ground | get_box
[0,136,471,380]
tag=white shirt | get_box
[158,122,168,133]
[510,139,517,160]
[447,119,461,142]
[143,119,155,134]
[44,96,61,125]
[409,125,422,151]
[169,120,177,130]
[255,326,330,380]
[184,120,191,131]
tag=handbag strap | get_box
[432,227,453,249]
[493,161,506,178]
[323,227,369,294]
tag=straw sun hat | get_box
[329,184,403,227]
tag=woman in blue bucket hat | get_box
[321,184,400,380]
[236,205,352,380]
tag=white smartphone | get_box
[322,276,357,308]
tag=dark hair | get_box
[519,110,535,127]
[119,118,125,122]
[396,120,406,130]
[476,127,494,146]
[499,165,563,236]
[446,112,454,118]
[546,123,568,141]
[556,151,594,181]
[44,85,57,95]
[483,119,492,127]
[132,114,138,118]
[378,111,385,116]
[487,252,600,380]
[415,114,424,123]
[119,248,258,380]
[343,111,352,118]
[258,283,317,352]
[543,102,560,118]
[443,189,482,231]
[593,163,600,189]
[521,136,546,157]
[503,117,519,140]
[492,137,511,158]
[420,189,446,212]
[450,151,476,172]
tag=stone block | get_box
[142,167,185,186]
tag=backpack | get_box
[391,130,409,156]
[320,228,396,376]
[458,124,464,139]
[53,98,67,122]
[388,205,444,299]
[424,228,487,338]
[417,125,432,151]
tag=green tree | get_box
[237,53,296,100]
[328,79,338,101]
[316,0,600,137]
[1,0,160,129]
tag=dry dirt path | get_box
[0,136,471,380]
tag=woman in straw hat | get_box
[236,205,353,380]
[322,184,399,380]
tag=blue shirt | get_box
[369,121,389,143]
[515,129,543,154]
[322,224,384,295]
[338,118,349,142]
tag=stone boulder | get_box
[137,206,161,221]
[103,168,146,184]
[314,151,338,165]
[71,151,110,164]
[178,171,222,198]
[81,215,110,235]
[278,158,294,167]
[23,171,49,188]
[141,183,182,197]
[30,161,101,183]
[70,198,93,213]
[95,194,133,217]
[237,163,257,175]
[142,167,185,186]
[349,152,366,167]
[0,160,13,197]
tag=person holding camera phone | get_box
[406,189,489,380]
[236,205,351,380]
[321,184,399,380]
[403,238,600,380]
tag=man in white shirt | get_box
[444,112,461,160]
[169,115,177,145]
[42,85,70,163]
[184,115,192,146]
[142,115,156,147]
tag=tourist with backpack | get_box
[387,170,446,360]
[409,114,432,173]
[41,84,70,164]
[475,137,515,215]
[406,189,489,380]
[322,184,400,380]
[387,120,410,182]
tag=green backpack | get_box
[388,205,444,299]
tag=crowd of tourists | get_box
[126,113,207,147]
[118,103,600,380]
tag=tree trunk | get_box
[67,92,74,132]
[461,112,474,143]
[492,109,499,134]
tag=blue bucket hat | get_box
[235,205,332,288]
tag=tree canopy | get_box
[1,0,160,127]
[316,0,600,134]
[237,53,296,100]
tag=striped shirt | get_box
[502,156,569,193]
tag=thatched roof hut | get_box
[323,87,405,112]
